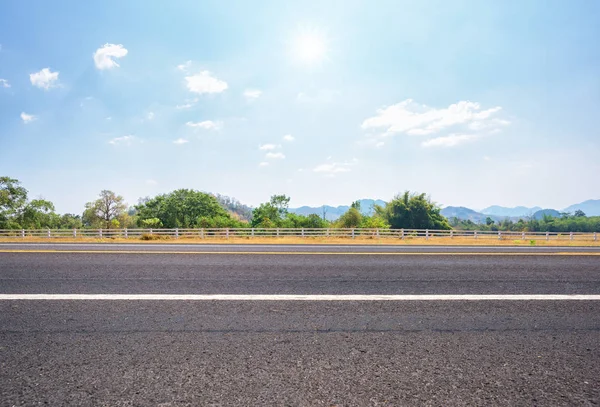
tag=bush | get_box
[140,233,170,241]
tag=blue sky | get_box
[1,0,599,214]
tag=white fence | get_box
[0,228,597,241]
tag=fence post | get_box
[546,231,549,241]
[99,229,102,238]
[570,232,573,241]
[251,228,254,238]
[301,228,305,238]
[73,228,77,238]
[425,229,429,240]
[276,228,279,237]
[450,230,454,239]
[401,229,404,240]
[326,228,330,237]
[21,229,25,239]
[522,231,525,240]
[376,228,379,238]
[594,232,597,241]
[149,228,153,235]
[474,231,478,239]
[226,229,230,239]
[124,228,127,239]
[352,229,355,239]
[200,228,204,239]
[498,231,501,240]
[175,228,179,239]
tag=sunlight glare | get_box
[293,30,327,65]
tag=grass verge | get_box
[0,236,599,246]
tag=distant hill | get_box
[214,194,253,221]
[532,209,562,220]
[290,199,386,221]
[562,199,600,216]
[441,207,492,223]
[481,205,542,217]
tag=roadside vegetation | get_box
[1,176,599,232]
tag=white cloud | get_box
[186,120,221,130]
[185,71,228,94]
[173,138,189,145]
[258,162,269,167]
[243,89,262,100]
[483,156,492,161]
[93,44,128,70]
[375,141,385,148]
[0,79,10,88]
[282,134,295,142]
[362,99,504,137]
[108,135,138,146]
[30,68,59,90]
[177,60,192,72]
[146,112,155,120]
[313,159,357,176]
[176,98,198,109]
[259,143,278,151]
[266,152,285,159]
[146,179,158,185]
[20,112,36,124]
[468,118,511,131]
[421,134,480,148]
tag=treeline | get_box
[450,213,600,233]
[2,176,598,232]
[1,176,450,230]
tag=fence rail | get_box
[0,228,597,241]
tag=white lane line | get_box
[1,294,599,301]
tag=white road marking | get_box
[0,294,599,301]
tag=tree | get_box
[270,195,290,217]
[378,191,451,230]
[486,217,495,226]
[0,177,28,228]
[21,199,59,229]
[336,207,362,228]
[250,195,291,228]
[135,189,239,228]
[574,210,586,217]
[84,190,127,228]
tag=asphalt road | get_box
[1,244,599,406]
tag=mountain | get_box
[441,206,492,223]
[532,209,562,220]
[289,199,386,221]
[481,205,542,217]
[562,199,600,216]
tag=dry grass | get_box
[0,236,599,246]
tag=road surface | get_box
[1,243,599,405]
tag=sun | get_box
[291,28,328,65]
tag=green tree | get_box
[0,177,28,228]
[135,189,239,228]
[574,210,586,217]
[58,214,83,229]
[250,195,291,228]
[379,191,451,230]
[21,199,59,229]
[336,207,362,228]
[84,190,127,228]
